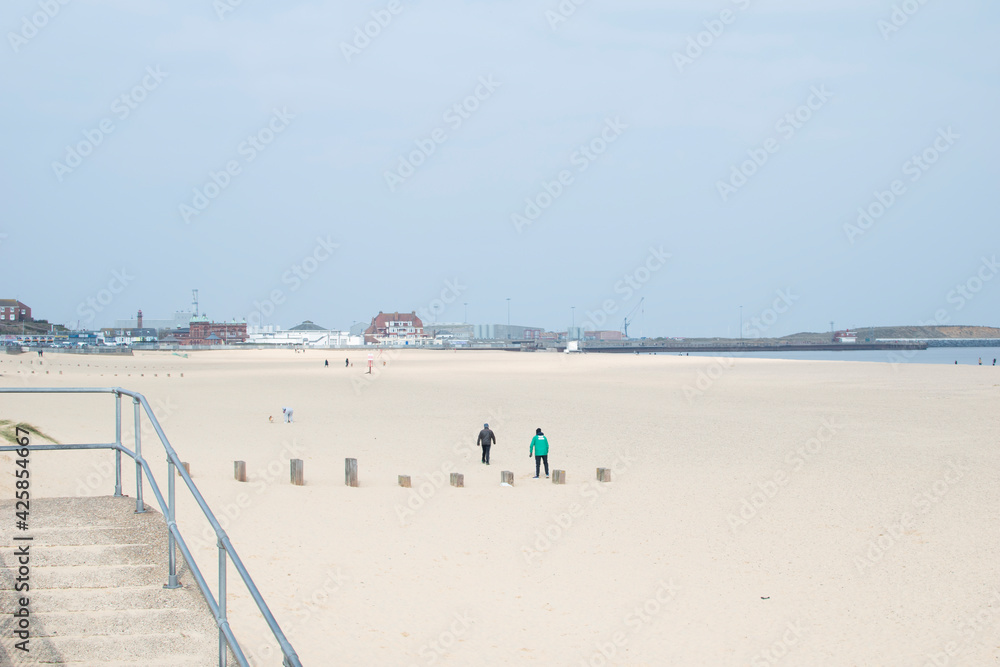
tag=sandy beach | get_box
[1,349,998,666]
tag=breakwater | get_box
[584,342,928,353]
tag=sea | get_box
[657,347,1000,366]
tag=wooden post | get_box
[234,461,247,482]
[345,458,358,487]
[597,468,611,482]
[178,462,190,477]
[450,472,464,488]
[552,470,566,484]
[501,470,514,485]
[398,475,411,488]
[290,459,304,486]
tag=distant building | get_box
[423,322,474,340]
[69,331,103,346]
[0,299,31,322]
[557,330,624,342]
[115,310,193,331]
[364,311,429,345]
[246,322,362,347]
[834,330,858,344]
[185,317,248,345]
[100,327,159,345]
[473,324,531,340]
[159,329,190,345]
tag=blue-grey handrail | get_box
[0,387,302,667]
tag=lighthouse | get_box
[137,309,143,329]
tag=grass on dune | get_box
[0,419,59,445]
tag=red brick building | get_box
[364,311,427,345]
[183,317,248,345]
[0,299,31,323]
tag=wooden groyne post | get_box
[345,458,358,487]
[290,459,304,486]
[234,461,247,482]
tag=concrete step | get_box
[0,585,202,613]
[0,526,140,547]
[0,563,161,589]
[0,496,223,665]
[9,499,144,528]
[30,608,204,638]
[0,652,203,667]
[8,661,213,667]
[4,543,156,567]
[0,632,215,665]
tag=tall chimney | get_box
[137,309,143,329]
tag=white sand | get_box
[2,349,999,666]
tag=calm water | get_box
[656,347,1000,366]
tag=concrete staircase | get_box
[0,496,224,666]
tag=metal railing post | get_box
[219,540,228,667]
[165,454,180,589]
[114,391,122,497]
[133,397,145,513]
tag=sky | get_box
[1,0,998,338]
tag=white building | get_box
[834,330,858,343]
[246,321,363,347]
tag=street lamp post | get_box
[571,306,575,339]
[464,302,468,324]
[739,306,743,343]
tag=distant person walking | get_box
[979,357,983,365]
[345,357,350,368]
[530,428,550,479]
[477,423,496,465]
[367,352,374,374]
[282,407,294,423]
[324,359,329,367]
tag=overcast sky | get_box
[2,0,997,337]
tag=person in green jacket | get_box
[529,427,550,478]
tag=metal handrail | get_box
[0,387,302,667]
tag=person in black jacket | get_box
[477,423,496,465]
